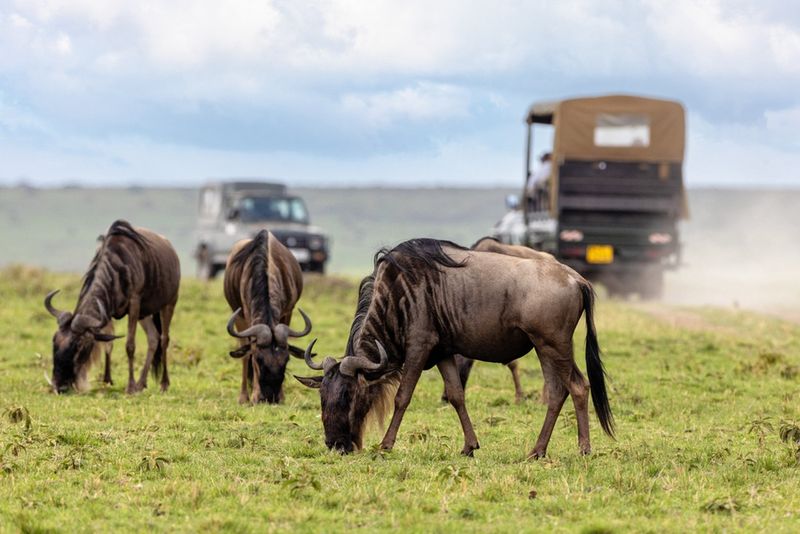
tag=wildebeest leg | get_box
[136,316,160,390]
[239,354,251,404]
[507,360,524,404]
[563,361,591,455]
[529,345,569,459]
[103,344,113,385]
[125,299,140,394]
[540,338,592,455]
[437,357,480,456]
[441,354,473,403]
[380,346,430,451]
[158,303,175,392]
[99,322,114,385]
[250,358,262,405]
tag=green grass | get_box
[1,265,799,532]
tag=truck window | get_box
[238,197,309,224]
[200,188,221,218]
[594,113,650,147]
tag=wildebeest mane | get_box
[79,220,147,309]
[470,235,500,249]
[230,230,273,324]
[345,274,375,356]
[374,238,467,284]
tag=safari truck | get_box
[493,94,688,298]
[194,180,329,279]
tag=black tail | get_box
[580,282,615,437]
[151,312,164,379]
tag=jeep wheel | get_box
[196,247,216,281]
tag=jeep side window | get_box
[200,188,221,218]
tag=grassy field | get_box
[1,266,799,532]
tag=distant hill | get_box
[2,186,798,312]
[0,186,516,274]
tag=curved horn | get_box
[285,308,312,338]
[44,290,71,324]
[304,339,323,370]
[339,340,390,377]
[227,308,272,345]
[70,298,107,333]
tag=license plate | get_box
[290,248,310,263]
[586,245,614,264]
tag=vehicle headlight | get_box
[309,237,324,250]
[559,229,584,242]
[648,233,673,244]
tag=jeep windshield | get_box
[236,196,309,224]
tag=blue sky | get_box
[1,0,799,187]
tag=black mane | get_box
[345,238,468,357]
[375,238,467,284]
[231,230,273,324]
[345,274,375,356]
[79,220,147,309]
[469,235,500,249]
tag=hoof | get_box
[461,443,480,457]
[580,447,592,456]
[125,383,139,395]
[527,449,546,460]
[160,382,170,393]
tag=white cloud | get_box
[53,31,71,54]
[341,83,471,128]
[1,0,800,187]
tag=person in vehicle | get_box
[526,152,552,210]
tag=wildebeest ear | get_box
[93,332,124,342]
[293,375,322,389]
[229,346,250,358]
[288,344,315,359]
[359,371,398,388]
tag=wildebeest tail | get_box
[581,282,615,437]
[151,312,164,379]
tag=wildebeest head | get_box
[44,290,119,393]
[227,307,312,404]
[295,338,392,453]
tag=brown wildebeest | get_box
[44,220,180,394]
[224,229,312,404]
[443,236,561,404]
[296,238,614,458]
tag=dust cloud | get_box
[664,189,800,317]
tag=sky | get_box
[1,0,799,188]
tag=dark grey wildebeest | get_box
[297,238,614,458]
[44,220,180,394]
[224,230,312,404]
[443,237,563,404]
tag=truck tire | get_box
[196,246,216,281]
[308,261,326,275]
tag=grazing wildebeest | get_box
[442,237,561,404]
[44,220,180,394]
[224,230,312,404]
[297,238,614,458]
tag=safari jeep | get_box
[195,180,329,279]
[493,94,688,298]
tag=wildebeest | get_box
[44,220,180,394]
[224,230,312,404]
[443,237,560,404]
[297,238,614,458]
